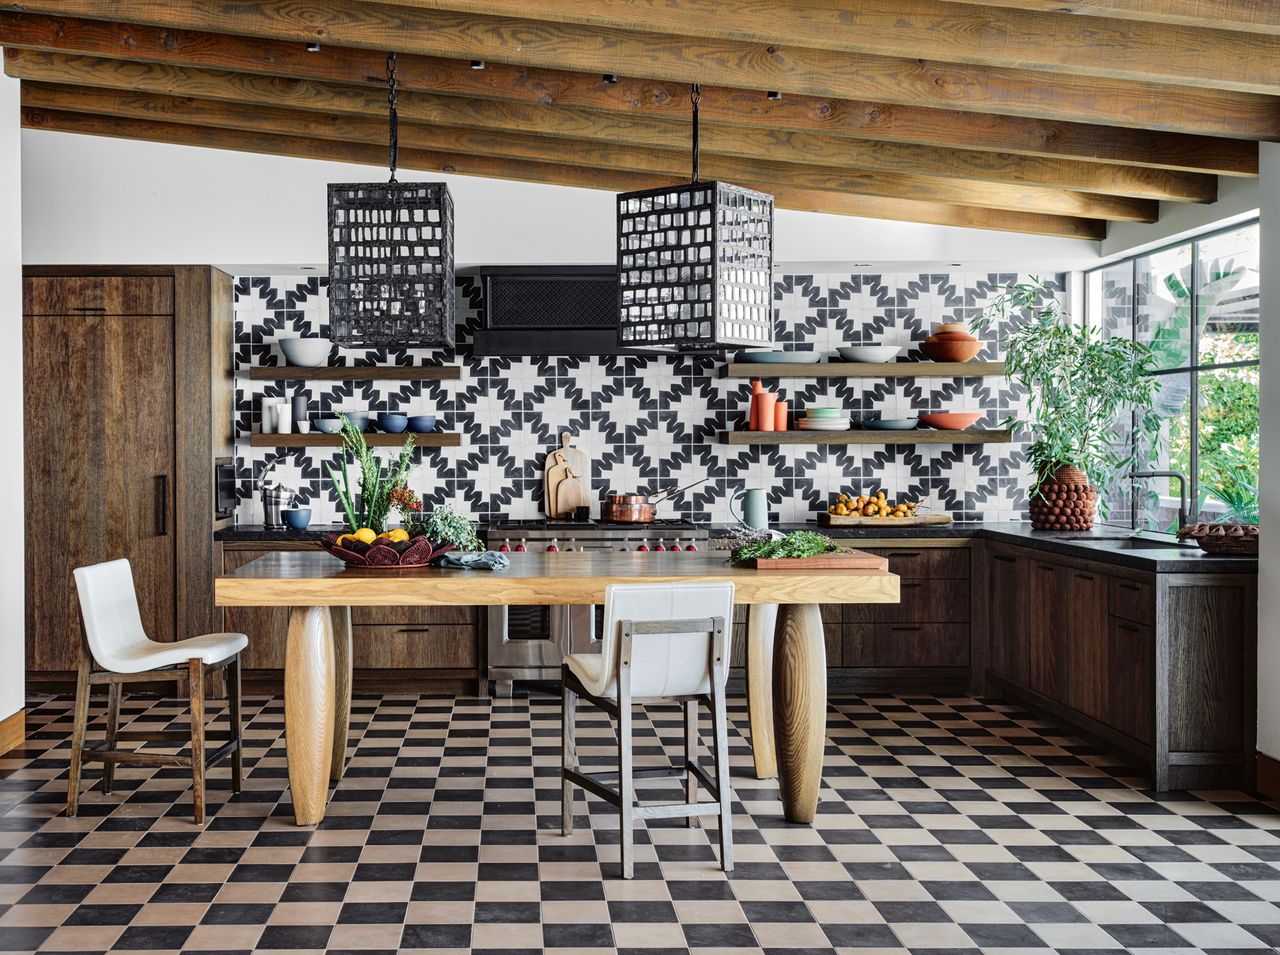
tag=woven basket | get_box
[1029,464,1097,531]
[319,534,454,569]
[1178,522,1259,556]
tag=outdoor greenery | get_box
[324,414,416,534]
[973,278,1160,513]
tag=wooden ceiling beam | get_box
[934,0,1280,35]
[2,50,1213,203]
[2,53,1157,221]
[18,106,1106,239]
[0,12,1256,176]
[375,0,1280,94]
[3,1,1274,138]
[18,81,1159,224]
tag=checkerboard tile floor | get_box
[1,692,1279,954]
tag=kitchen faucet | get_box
[1131,469,1189,532]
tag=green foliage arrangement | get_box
[411,506,483,552]
[730,530,837,565]
[973,279,1160,510]
[323,414,416,534]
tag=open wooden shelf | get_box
[249,432,461,448]
[726,429,1013,446]
[248,366,460,381]
[723,361,1005,378]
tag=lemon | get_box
[335,534,353,547]
[353,527,377,544]
[388,528,410,543]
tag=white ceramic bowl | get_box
[278,337,332,367]
[837,345,904,363]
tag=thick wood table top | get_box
[215,551,900,607]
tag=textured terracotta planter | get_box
[1028,464,1097,531]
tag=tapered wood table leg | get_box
[746,604,778,779]
[330,607,353,783]
[285,606,335,826]
[772,603,826,824]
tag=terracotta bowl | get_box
[319,534,454,569]
[921,339,983,362]
[919,412,982,430]
[926,331,978,343]
[933,322,969,335]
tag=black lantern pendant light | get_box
[616,83,775,351]
[327,53,455,348]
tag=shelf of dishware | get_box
[248,366,461,381]
[722,361,1005,379]
[725,429,1013,446]
[249,433,461,448]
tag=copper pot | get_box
[601,494,656,523]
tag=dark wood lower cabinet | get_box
[985,542,1256,791]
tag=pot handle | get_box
[728,486,745,525]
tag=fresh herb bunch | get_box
[730,530,838,565]
[410,506,483,552]
[323,413,416,534]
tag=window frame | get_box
[1084,217,1260,530]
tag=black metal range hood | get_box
[467,265,620,356]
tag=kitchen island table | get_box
[216,551,899,825]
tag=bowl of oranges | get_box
[320,526,454,569]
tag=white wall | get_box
[1256,142,1279,761]
[1101,173,1260,261]
[0,70,24,721]
[20,129,1101,271]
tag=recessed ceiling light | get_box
[767,90,782,100]
[603,73,619,84]
[306,42,321,52]
[470,60,486,70]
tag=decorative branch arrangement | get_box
[323,414,416,534]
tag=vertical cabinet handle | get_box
[156,475,168,536]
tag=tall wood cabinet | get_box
[24,267,233,678]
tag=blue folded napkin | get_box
[436,551,510,571]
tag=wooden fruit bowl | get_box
[1177,522,1259,556]
[319,534,454,569]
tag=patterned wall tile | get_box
[232,272,1060,525]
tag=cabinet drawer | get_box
[352,605,477,626]
[351,625,477,669]
[864,547,970,579]
[846,578,971,624]
[1109,576,1155,626]
[844,624,970,668]
[24,276,174,314]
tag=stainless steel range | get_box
[483,518,711,696]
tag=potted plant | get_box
[974,279,1159,531]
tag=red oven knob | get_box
[515,543,527,552]
[546,538,560,552]
[498,539,511,552]
[684,541,699,552]
[655,539,667,552]
[636,543,650,552]
[669,542,682,552]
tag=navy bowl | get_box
[282,508,312,530]
[408,414,437,433]
[378,412,409,433]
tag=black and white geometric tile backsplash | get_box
[234,273,1060,526]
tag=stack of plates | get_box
[798,406,849,431]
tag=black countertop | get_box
[218,520,1256,573]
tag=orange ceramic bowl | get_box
[921,339,982,362]
[926,331,978,343]
[920,412,982,430]
[933,321,969,335]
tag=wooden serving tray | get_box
[746,547,888,571]
[819,513,953,527]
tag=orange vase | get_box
[774,400,789,432]
[756,393,778,432]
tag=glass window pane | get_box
[1197,222,1260,365]
[1091,261,1133,339]
[1133,372,1193,533]
[1196,364,1260,522]
[1136,244,1193,371]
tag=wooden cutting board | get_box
[819,513,953,527]
[543,432,591,518]
[743,547,889,571]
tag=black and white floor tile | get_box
[233,273,1059,526]
[3,691,1280,954]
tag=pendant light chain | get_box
[690,82,701,184]
[387,52,399,183]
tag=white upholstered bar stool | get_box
[69,559,249,824]
[560,581,735,878]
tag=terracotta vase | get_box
[1028,464,1097,531]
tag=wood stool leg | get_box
[66,648,92,817]
[618,630,635,879]
[684,699,700,829]
[561,668,577,836]
[188,659,206,825]
[102,681,122,794]
[228,655,244,793]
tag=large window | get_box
[1086,220,1260,531]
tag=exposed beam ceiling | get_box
[0,0,1271,239]
[0,12,1257,176]
[3,1,1275,137]
[21,106,1107,238]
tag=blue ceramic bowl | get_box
[282,508,312,530]
[314,417,342,434]
[343,411,370,432]
[408,414,436,433]
[378,412,409,433]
